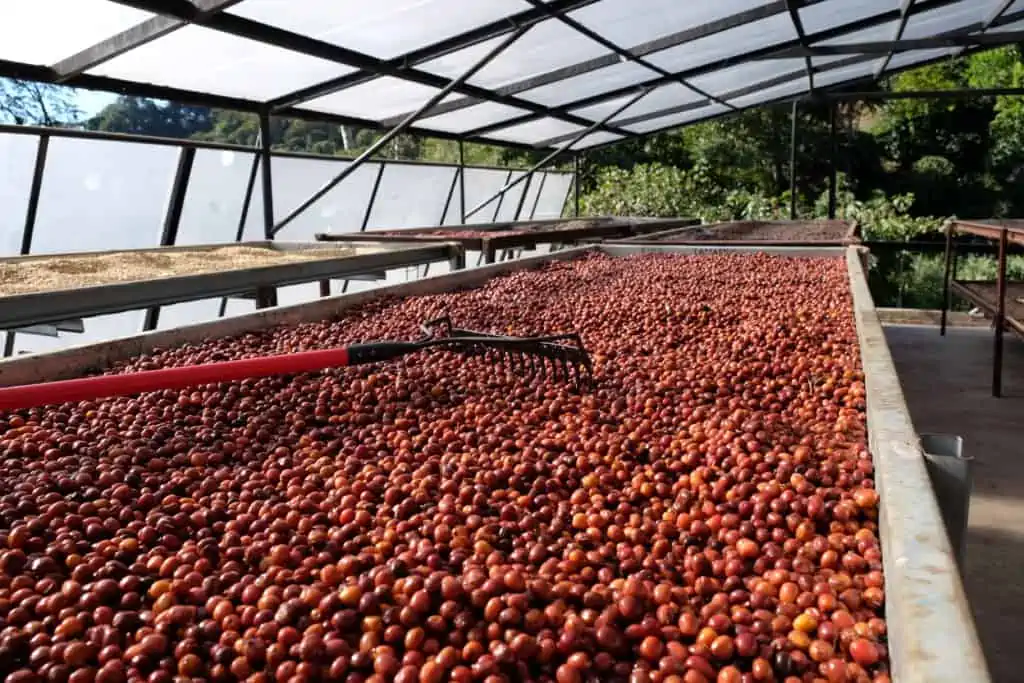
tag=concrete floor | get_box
[884,324,1024,683]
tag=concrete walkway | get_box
[884,324,1024,683]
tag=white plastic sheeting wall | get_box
[0,131,574,355]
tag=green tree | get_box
[86,97,214,138]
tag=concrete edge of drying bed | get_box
[844,248,990,683]
[0,244,990,680]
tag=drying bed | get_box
[0,241,465,330]
[317,217,657,264]
[950,281,1024,336]
[618,221,860,246]
[0,246,985,683]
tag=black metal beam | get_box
[5,134,50,358]
[379,0,803,127]
[52,0,245,79]
[219,150,261,319]
[267,0,600,109]
[521,0,738,114]
[490,170,514,222]
[465,88,649,219]
[784,0,816,92]
[144,145,196,331]
[360,163,387,231]
[447,0,972,138]
[573,155,581,217]
[803,30,1024,56]
[0,58,546,155]
[875,0,915,77]
[581,42,992,155]
[531,171,548,219]
[439,166,460,224]
[272,26,531,236]
[258,110,275,240]
[789,100,798,220]
[458,141,467,224]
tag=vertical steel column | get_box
[458,141,467,224]
[5,134,49,358]
[574,154,581,217]
[993,228,1008,397]
[257,110,277,309]
[828,103,837,220]
[144,146,196,331]
[273,26,530,236]
[940,223,954,336]
[790,100,798,220]
[219,151,262,319]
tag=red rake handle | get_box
[0,347,354,413]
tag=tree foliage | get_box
[0,79,80,126]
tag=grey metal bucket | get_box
[920,433,972,569]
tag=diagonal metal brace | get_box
[464,88,651,220]
[270,25,531,237]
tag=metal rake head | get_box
[420,316,593,387]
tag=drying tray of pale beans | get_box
[0,252,884,683]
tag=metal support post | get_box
[993,228,1008,397]
[257,110,278,307]
[490,170,514,221]
[440,168,460,224]
[513,173,533,221]
[828,103,837,220]
[530,172,548,219]
[360,163,387,231]
[219,150,261,319]
[272,26,531,236]
[258,110,275,240]
[574,154,581,217]
[5,134,50,358]
[144,146,196,331]
[940,223,954,336]
[790,99,798,220]
[458,140,467,224]
[466,88,651,220]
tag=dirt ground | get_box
[884,323,1024,683]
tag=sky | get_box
[75,89,118,118]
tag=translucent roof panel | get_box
[420,101,529,133]
[419,18,611,89]
[2,0,154,66]
[988,16,1024,33]
[0,134,39,256]
[517,62,659,107]
[231,0,530,59]
[624,103,732,134]
[817,20,900,46]
[813,61,877,89]
[799,0,897,35]
[727,77,810,109]
[463,169,513,224]
[902,1,993,40]
[304,78,442,121]
[882,48,958,74]
[569,131,626,150]
[571,84,705,124]
[568,0,777,51]
[486,119,584,145]
[689,59,808,98]
[92,25,352,101]
[645,14,799,75]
